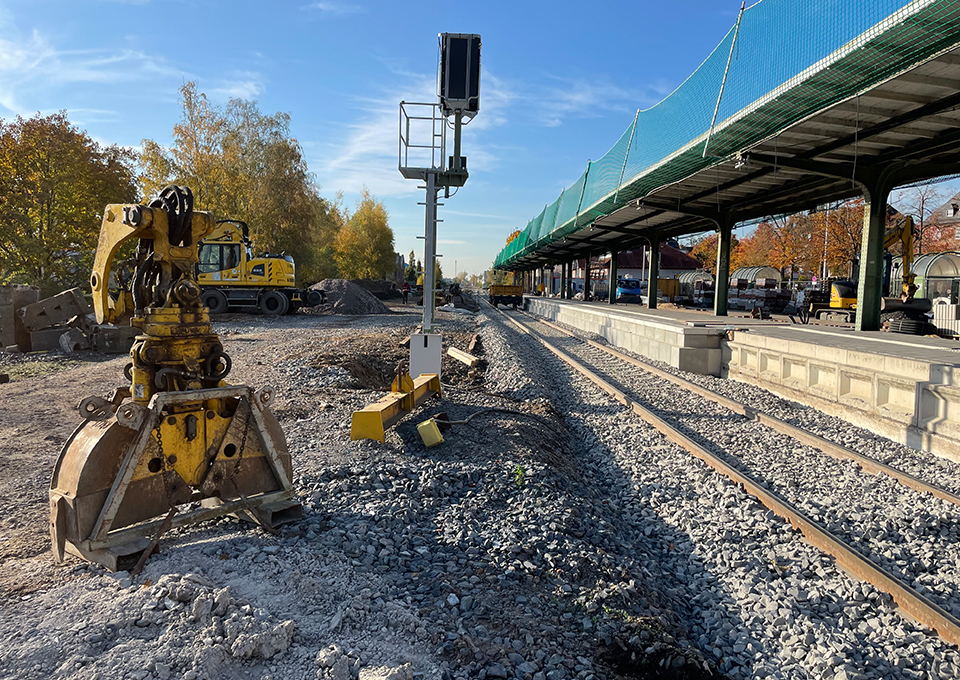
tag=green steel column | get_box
[714,220,733,317]
[566,261,573,299]
[647,235,660,310]
[608,250,619,304]
[560,262,567,299]
[856,182,891,331]
[583,255,591,302]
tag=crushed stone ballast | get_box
[481,300,960,679]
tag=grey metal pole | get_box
[423,171,438,332]
[584,255,591,302]
[714,220,733,317]
[648,236,660,310]
[856,181,891,331]
[609,250,618,304]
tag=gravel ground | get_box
[514,312,960,619]
[0,300,708,680]
[489,304,960,679]
[4,295,959,680]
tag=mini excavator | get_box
[49,186,300,572]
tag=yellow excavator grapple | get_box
[50,186,301,572]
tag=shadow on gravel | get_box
[570,349,960,623]
[320,381,734,677]
[482,314,780,678]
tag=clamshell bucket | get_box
[50,385,300,572]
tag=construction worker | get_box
[401,281,410,304]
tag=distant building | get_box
[547,244,704,294]
[933,192,960,226]
[606,244,704,280]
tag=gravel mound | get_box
[350,279,402,300]
[308,280,391,315]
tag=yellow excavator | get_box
[49,186,300,572]
[815,216,918,322]
[197,219,325,315]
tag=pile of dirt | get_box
[307,279,391,315]
[350,279,402,300]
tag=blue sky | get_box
[0,0,954,276]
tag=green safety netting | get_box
[494,0,960,269]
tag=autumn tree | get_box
[0,112,138,295]
[731,222,777,271]
[821,199,864,277]
[690,234,719,272]
[334,188,396,279]
[139,82,342,283]
[689,233,739,274]
[405,249,418,283]
[894,184,946,253]
[920,215,956,253]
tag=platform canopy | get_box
[495,0,960,271]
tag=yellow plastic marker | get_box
[416,418,444,447]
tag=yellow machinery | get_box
[50,186,300,572]
[350,370,441,442]
[819,216,917,322]
[886,215,917,302]
[197,219,325,315]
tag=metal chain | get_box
[230,397,254,479]
[155,420,165,461]
[154,419,175,510]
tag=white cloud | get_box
[0,30,187,116]
[211,72,265,100]
[310,70,435,198]
[305,2,364,14]
[66,108,122,125]
[310,64,518,199]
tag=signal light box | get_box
[439,33,481,119]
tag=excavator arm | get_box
[884,216,916,301]
[50,186,300,572]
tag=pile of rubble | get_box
[0,285,137,355]
[307,280,391,315]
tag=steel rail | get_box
[491,304,960,647]
[526,312,960,510]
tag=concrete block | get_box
[92,325,139,354]
[838,368,874,407]
[846,350,885,372]
[762,336,790,353]
[0,285,38,350]
[814,344,847,365]
[17,288,91,332]
[30,327,70,352]
[759,351,781,379]
[876,377,916,420]
[678,347,721,376]
[781,357,807,387]
[883,356,931,382]
[59,328,90,352]
[808,362,838,399]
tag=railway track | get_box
[487,302,960,648]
